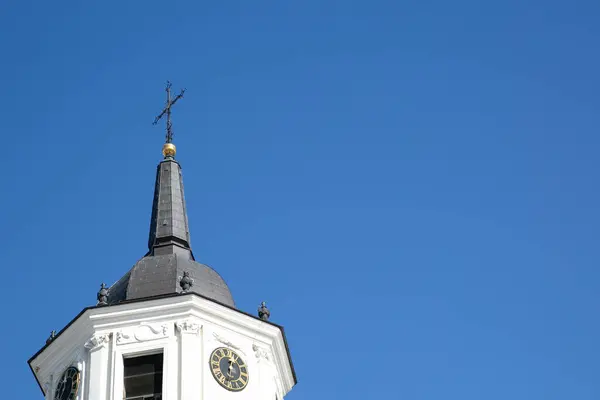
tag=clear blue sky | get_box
[1,0,599,399]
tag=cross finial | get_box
[153,81,186,154]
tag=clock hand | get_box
[227,358,236,378]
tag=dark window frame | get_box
[123,352,164,400]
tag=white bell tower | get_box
[29,294,295,400]
[28,84,296,400]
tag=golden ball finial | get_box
[162,143,177,158]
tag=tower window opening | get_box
[123,353,163,400]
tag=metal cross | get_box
[153,81,186,144]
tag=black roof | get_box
[109,253,235,307]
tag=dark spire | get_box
[147,155,193,257]
[147,81,192,257]
[104,84,236,308]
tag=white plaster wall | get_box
[30,296,294,400]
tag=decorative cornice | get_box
[84,334,110,350]
[175,319,201,335]
[116,323,170,345]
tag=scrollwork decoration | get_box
[175,319,200,335]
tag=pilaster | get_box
[85,333,111,400]
[176,318,203,400]
[43,378,52,400]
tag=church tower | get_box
[28,83,296,400]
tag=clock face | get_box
[54,366,80,400]
[209,347,249,392]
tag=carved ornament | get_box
[175,319,201,335]
[252,343,273,363]
[212,332,245,355]
[84,334,110,350]
[116,323,170,345]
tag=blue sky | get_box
[1,0,599,398]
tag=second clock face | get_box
[209,347,249,392]
[54,366,80,400]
